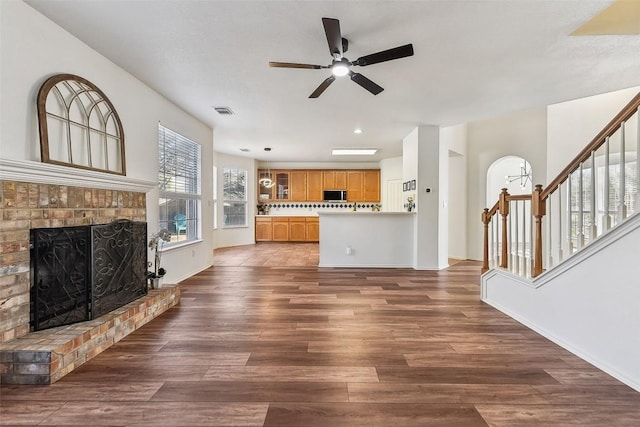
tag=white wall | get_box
[442,124,468,260]
[482,213,640,392]
[213,152,257,249]
[547,86,640,179]
[403,126,448,269]
[466,108,548,260]
[319,212,414,268]
[0,1,214,284]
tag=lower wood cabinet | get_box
[255,217,273,241]
[255,216,319,242]
[289,217,307,241]
[306,217,319,241]
[272,218,289,241]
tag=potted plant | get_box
[147,228,171,289]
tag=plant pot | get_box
[149,277,163,290]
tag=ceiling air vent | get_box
[214,106,234,115]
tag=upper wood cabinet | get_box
[274,171,289,200]
[306,170,323,201]
[363,170,381,202]
[289,171,307,201]
[323,170,347,190]
[258,170,274,201]
[258,169,379,202]
[347,171,363,201]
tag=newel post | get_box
[532,184,546,277]
[481,208,490,274]
[498,188,510,269]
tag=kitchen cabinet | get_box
[258,169,379,202]
[323,170,347,190]
[272,217,289,241]
[306,170,323,201]
[255,217,273,241]
[254,216,319,242]
[289,217,307,241]
[289,171,307,201]
[363,170,381,202]
[274,171,289,200]
[347,171,363,201]
[306,217,319,241]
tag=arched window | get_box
[486,156,532,205]
[37,74,126,175]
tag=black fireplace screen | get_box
[30,220,147,331]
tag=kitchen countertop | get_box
[256,214,319,217]
[318,211,415,215]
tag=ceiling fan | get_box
[269,17,414,98]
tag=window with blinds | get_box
[223,168,247,227]
[158,125,201,245]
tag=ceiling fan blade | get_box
[322,17,343,57]
[269,62,327,69]
[353,44,414,66]
[309,76,336,98]
[350,72,384,95]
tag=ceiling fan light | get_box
[332,64,349,77]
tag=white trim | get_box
[318,263,414,269]
[482,294,640,392]
[0,159,156,193]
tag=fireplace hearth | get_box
[30,219,147,331]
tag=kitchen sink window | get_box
[223,167,247,227]
[158,124,202,245]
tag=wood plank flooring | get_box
[1,248,639,426]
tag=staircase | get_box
[481,92,640,392]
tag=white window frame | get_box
[213,166,218,229]
[158,124,201,246]
[223,167,247,228]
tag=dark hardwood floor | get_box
[1,246,639,426]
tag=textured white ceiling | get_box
[25,0,640,162]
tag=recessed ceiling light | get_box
[354,128,363,134]
[332,148,378,156]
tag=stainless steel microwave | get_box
[323,190,347,202]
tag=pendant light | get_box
[259,147,275,188]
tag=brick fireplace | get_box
[0,179,180,384]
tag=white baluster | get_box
[577,164,584,249]
[557,186,563,262]
[590,151,597,241]
[620,121,626,221]
[604,136,611,232]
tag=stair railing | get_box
[483,92,640,278]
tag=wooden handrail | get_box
[487,201,499,217]
[541,91,640,201]
[506,194,531,202]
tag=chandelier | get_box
[505,162,532,190]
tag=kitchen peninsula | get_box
[318,211,415,268]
